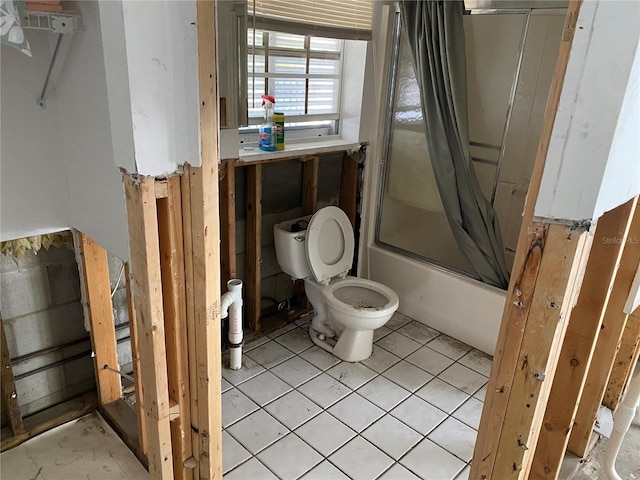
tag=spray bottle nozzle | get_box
[261,94,275,107]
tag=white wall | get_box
[101,0,201,176]
[55,1,130,259]
[536,0,640,222]
[0,32,70,241]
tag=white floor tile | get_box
[246,340,295,368]
[264,390,322,429]
[426,335,472,360]
[357,375,411,411]
[328,393,385,432]
[299,345,342,371]
[224,458,278,480]
[301,460,349,479]
[415,378,470,413]
[396,321,441,344]
[270,356,322,387]
[383,360,433,392]
[295,412,356,457]
[362,415,422,459]
[326,362,377,390]
[376,331,422,358]
[222,388,260,428]
[400,438,466,480]
[378,463,421,479]
[267,322,298,339]
[227,409,289,454]
[452,397,484,430]
[386,312,413,330]
[373,325,392,342]
[391,395,447,435]
[456,465,471,480]
[222,355,265,386]
[298,373,351,408]
[458,349,493,377]
[428,417,477,462]
[438,363,488,395]
[362,345,401,373]
[328,436,394,479]
[257,434,323,479]
[473,384,487,402]
[236,371,292,405]
[274,326,314,353]
[405,346,455,375]
[222,377,232,393]
[244,334,271,351]
[222,431,251,473]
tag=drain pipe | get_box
[604,371,640,480]
[221,279,243,370]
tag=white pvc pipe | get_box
[604,371,640,480]
[221,279,243,370]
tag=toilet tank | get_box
[273,215,313,279]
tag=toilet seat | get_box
[306,206,354,285]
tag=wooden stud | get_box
[0,314,24,436]
[604,309,640,411]
[124,175,174,480]
[529,198,637,478]
[245,164,263,332]
[181,164,200,480]
[302,156,319,215]
[220,160,237,288]
[79,233,122,405]
[470,2,582,478]
[157,176,193,480]
[568,205,640,457]
[194,0,223,476]
[339,152,359,229]
[125,262,147,455]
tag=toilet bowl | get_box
[274,206,399,362]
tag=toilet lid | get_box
[305,206,354,285]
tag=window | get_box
[247,28,343,133]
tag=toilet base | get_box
[308,325,374,363]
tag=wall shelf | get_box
[22,11,80,34]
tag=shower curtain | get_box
[399,0,509,289]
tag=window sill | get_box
[237,138,362,163]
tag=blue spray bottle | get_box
[258,94,277,152]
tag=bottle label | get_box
[259,126,276,151]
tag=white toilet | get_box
[274,206,399,362]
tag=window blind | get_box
[249,0,374,41]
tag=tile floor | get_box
[222,312,492,480]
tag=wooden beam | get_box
[529,198,637,478]
[470,3,583,478]
[339,152,359,229]
[79,233,122,405]
[245,164,262,332]
[181,164,200,479]
[0,314,23,436]
[194,0,223,477]
[220,160,237,289]
[157,176,193,480]
[302,156,319,215]
[604,309,640,411]
[124,175,174,480]
[125,262,147,455]
[568,205,640,456]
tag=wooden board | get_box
[79,233,122,405]
[302,156,319,215]
[339,152,359,229]
[568,205,640,456]
[604,309,640,411]
[220,160,237,289]
[529,198,637,478]
[470,2,582,478]
[124,175,174,480]
[125,262,147,455]
[0,314,23,436]
[157,176,193,480]
[245,164,262,332]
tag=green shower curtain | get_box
[399,0,510,289]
